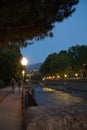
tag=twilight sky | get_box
[21,0,87,65]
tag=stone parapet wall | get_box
[22,84,38,109]
[40,79,87,92]
[23,104,87,130]
[65,80,87,92]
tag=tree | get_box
[40,45,87,78]
[30,71,42,81]
[57,51,71,76]
[40,53,58,76]
[0,0,79,47]
[0,45,23,84]
[40,51,71,77]
[68,44,87,78]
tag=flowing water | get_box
[33,85,87,106]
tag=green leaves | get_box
[40,44,87,78]
[0,0,79,47]
[0,45,22,84]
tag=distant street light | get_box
[22,70,25,80]
[75,73,78,79]
[64,74,67,78]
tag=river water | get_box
[33,85,87,106]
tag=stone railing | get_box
[22,84,38,109]
[23,104,87,130]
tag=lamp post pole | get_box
[22,70,25,81]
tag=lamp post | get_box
[21,57,28,82]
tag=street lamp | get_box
[21,57,28,66]
[21,57,28,81]
[75,73,78,79]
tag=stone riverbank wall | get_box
[23,104,87,130]
[22,81,87,130]
[22,85,38,109]
[40,79,87,93]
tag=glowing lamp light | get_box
[75,73,78,77]
[64,74,67,78]
[22,70,25,75]
[21,57,28,66]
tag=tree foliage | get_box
[31,71,42,81]
[0,0,79,47]
[40,51,71,76]
[68,45,87,77]
[0,45,23,84]
[40,44,87,78]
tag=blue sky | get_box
[21,0,87,65]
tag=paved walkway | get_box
[0,87,23,130]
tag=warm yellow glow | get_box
[64,74,67,78]
[42,78,45,80]
[43,88,53,92]
[75,73,78,77]
[53,76,55,79]
[22,70,25,75]
[57,75,60,78]
[21,57,28,66]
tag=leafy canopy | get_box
[40,45,87,78]
[0,0,79,47]
[0,45,23,84]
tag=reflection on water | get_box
[33,86,87,106]
[43,87,54,92]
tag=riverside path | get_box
[0,86,22,130]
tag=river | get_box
[33,85,87,106]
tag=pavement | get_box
[0,86,23,130]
